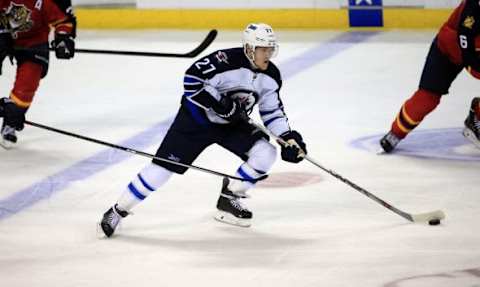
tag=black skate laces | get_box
[105,210,121,227]
[473,117,480,132]
[220,193,249,211]
[230,198,249,211]
[1,125,15,137]
[385,132,400,145]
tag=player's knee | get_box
[247,139,277,172]
[139,163,173,190]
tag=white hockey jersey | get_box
[182,47,290,137]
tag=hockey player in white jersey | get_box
[99,23,307,237]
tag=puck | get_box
[428,219,441,225]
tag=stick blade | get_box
[411,210,446,223]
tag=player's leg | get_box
[99,107,212,237]
[99,163,174,237]
[380,89,441,152]
[2,43,49,149]
[1,61,42,149]
[214,125,276,227]
[380,37,462,153]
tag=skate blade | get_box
[463,128,480,149]
[96,222,108,239]
[0,139,15,150]
[376,147,388,155]
[95,222,119,239]
[214,211,251,228]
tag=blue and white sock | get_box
[117,163,173,211]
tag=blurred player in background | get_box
[380,0,480,152]
[99,23,307,237]
[0,0,76,149]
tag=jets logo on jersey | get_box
[463,16,475,29]
[215,51,229,64]
[4,2,33,38]
[225,90,259,114]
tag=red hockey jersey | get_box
[0,0,72,47]
[437,0,480,78]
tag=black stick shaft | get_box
[25,120,254,182]
[73,29,217,58]
[16,29,217,58]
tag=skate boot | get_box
[99,204,129,237]
[214,177,252,227]
[463,97,480,149]
[0,123,17,149]
[379,131,401,153]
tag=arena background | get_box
[2,1,480,287]
[72,0,460,29]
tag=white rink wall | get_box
[72,0,462,8]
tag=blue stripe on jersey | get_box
[264,116,283,127]
[137,174,155,192]
[237,167,256,183]
[259,109,278,116]
[183,76,202,84]
[128,183,146,200]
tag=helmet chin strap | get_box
[248,57,259,70]
[245,45,259,69]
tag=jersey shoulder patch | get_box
[211,47,248,68]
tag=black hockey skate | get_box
[214,177,252,227]
[0,123,17,149]
[99,204,129,237]
[379,131,400,153]
[463,97,480,149]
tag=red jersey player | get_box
[0,0,76,149]
[380,0,480,152]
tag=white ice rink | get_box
[0,29,479,287]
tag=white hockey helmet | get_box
[242,23,278,62]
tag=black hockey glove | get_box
[279,130,307,163]
[0,98,26,131]
[212,97,248,124]
[52,32,75,59]
[0,33,13,75]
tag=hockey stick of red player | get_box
[24,120,265,182]
[14,30,217,58]
[248,119,445,224]
[69,29,218,58]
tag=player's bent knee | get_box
[247,139,277,172]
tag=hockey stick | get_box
[73,29,217,58]
[248,119,445,224]
[25,120,264,182]
[14,29,217,58]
